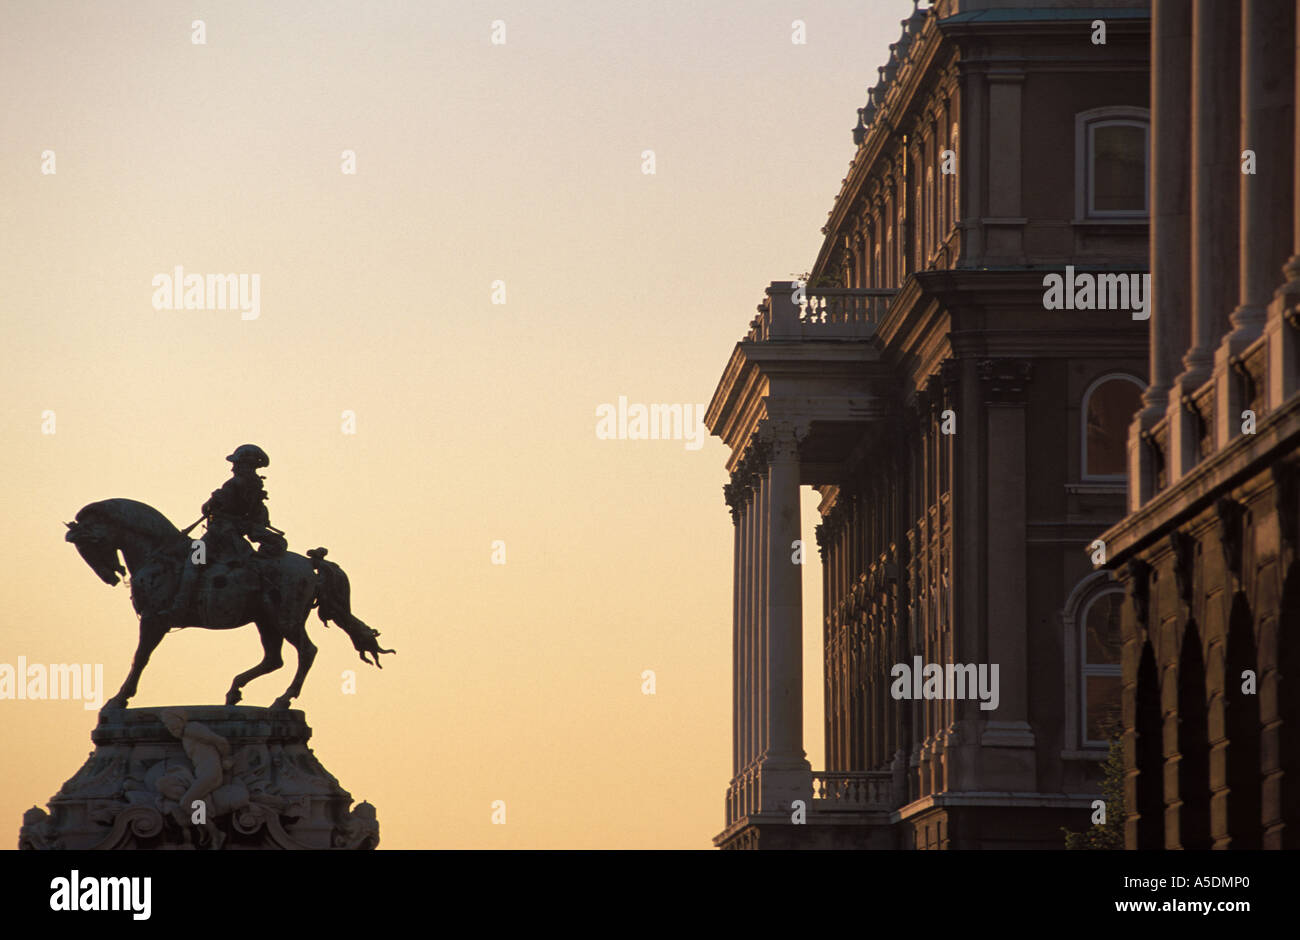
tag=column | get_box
[1225,0,1295,349]
[884,181,896,288]
[743,471,753,771]
[1217,0,1295,444]
[1132,0,1193,507]
[733,481,743,785]
[742,485,754,773]
[1170,0,1240,478]
[977,359,1037,787]
[1187,0,1240,382]
[1267,0,1300,408]
[819,527,831,778]
[759,422,811,811]
[755,465,768,765]
[734,479,744,775]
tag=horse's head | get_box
[65,518,127,586]
[66,499,184,587]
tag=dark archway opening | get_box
[1178,620,1211,849]
[1225,591,1262,848]
[1280,562,1300,849]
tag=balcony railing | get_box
[726,765,760,824]
[811,771,894,810]
[747,285,896,342]
[725,768,895,827]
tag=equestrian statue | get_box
[64,444,394,713]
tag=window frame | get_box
[1079,589,1124,746]
[949,122,959,234]
[1075,106,1150,221]
[1081,372,1146,482]
[1062,571,1125,757]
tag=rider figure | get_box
[161,444,287,620]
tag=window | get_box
[1075,107,1149,219]
[1062,571,1125,756]
[1082,373,1145,479]
[925,166,934,262]
[886,223,894,287]
[949,123,959,232]
[914,179,923,270]
[1081,590,1123,744]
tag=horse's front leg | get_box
[103,616,168,711]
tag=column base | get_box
[976,720,1038,791]
[1268,282,1300,408]
[756,756,812,814]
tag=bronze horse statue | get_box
[66,498,393,712]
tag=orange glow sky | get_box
[1,0,908,848]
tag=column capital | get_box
[729,437,771,502]
[723,481,744,524]
[757,418,807,461]
[939,356,962,388]
[977,357,1033,403]
[814,521,830,559]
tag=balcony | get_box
[725,768,895,829]
[811,771,895,811]
[746,285,896,342]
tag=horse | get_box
[65,498,393,712]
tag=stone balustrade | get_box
[811,770,894,810]
[747,285,896,342]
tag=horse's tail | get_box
[306,547,395,668]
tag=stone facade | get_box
[1100,0,1300,850]
[707,0,1153,849]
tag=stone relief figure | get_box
[63,444,394,711]
[42,709,325,850]
[158,709,231,845]
[334,801,380,850]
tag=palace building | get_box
[1100,0,1300,849]
[705,0,1153,849]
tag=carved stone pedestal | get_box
[19,706,379,850]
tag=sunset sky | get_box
[1,0,911,849]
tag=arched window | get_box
[1082,373,1145,480]
[914,178,923,271]
[884,223,893,287]
[1075,106,1149,219]
[1063,572,1124,754]
[949,122,959,232]
[1081,590,1123,744]
[925,166,934,263]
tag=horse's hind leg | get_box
[270,618,316,711]
[104,616,167,711]
[225,621,284,706]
